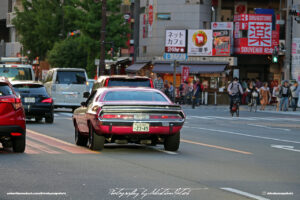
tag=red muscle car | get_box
[72,87,185,151]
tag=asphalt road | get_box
[1,106,299,200]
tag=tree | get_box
[13,0,64,61]
[64,0,130,76]
[47,37,88,69]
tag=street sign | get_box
[163,53,187,61]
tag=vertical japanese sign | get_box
[181,66,190,82]
[165,30,186,53]
[212,30,230,56]
[292,38,300,80]
[148,0,154,38]
[142,14,146,38]
[188,30,213,56]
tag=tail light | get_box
[150,114,182,119]
[11,132,22,136]
[0,97,22,110]
[41,98,53,103]
[102,114,134,119]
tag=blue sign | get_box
[163,53,188,61]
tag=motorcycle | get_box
[231,95,240,117]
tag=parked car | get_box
[87,79,95,93]
[12,81,54,123]
[73,87,185,151]
[0,64,35,82]
[43,68,89,110]
[92,75,154,91]
[0,77,26,153]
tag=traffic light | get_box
[272,46,278,63]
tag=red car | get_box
[73,87,185,151]
[0,77,26,153]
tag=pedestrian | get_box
[154,75,164,92]
[290,81,300,111]
[168,82,174,101]
[192,80,201,108]
[164,80,169,97]
[279,80,292,111]
[227,77,243,112]
[182,81,189,104]
[259,82,271,111]
[247,81,259,105]
[272,83,280,111]
[255,78,263,89]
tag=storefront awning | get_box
[182,64,226,74]
[125,63,148,73]
[152,62,227,74]
[152,64,180,73]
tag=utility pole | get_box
[284,0,293,80]
[99,0,107,77]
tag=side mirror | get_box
[83,92,90,98]
[81,102,87,107]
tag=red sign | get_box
[181,66,190,82]
[234,14,279,55]
[212,30,230,56]
[149,5,153,26]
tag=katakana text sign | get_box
[248,22,272,47]
[165,30,186,53]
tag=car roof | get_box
[96,75,150,82]
[0,64,33,68]
[98,87,160,93]
[50,68,86,72]
[11,81,44,86]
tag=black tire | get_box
[164,131,180,151]
[45,112,54,124]
[35,117,43,122]
[75,126,88,146]
[12,137,26,153]
[88,124,105,151]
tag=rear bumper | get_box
[95,121,183,135]
[24,105,53,117]
[0,125,25,137]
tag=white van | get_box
[43,68,89,110]
[0,64,35,82]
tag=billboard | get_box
[165,30,187,53]
[212,30,230,56]
[188,30,213,56]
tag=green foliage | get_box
[47,38,87,69]
[13,0,130,77]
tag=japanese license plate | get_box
[24,97,35,103]
[133,123,149,132]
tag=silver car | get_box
[43,68,89,110]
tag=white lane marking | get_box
[221,188,269,200]
[271,145,300,152]
[183,126,300,144]
[187,115,300,122]
[247,124,291,132]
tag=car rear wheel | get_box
[164,131,180,151]
[88,124,105,151]
[12,137,26,153]
[45,112,54,124]
[75,126,88,146]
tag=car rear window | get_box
[0,67,33,81]
[13,84,48,95]
[56,71,86,84]
[0,83,13,96]
[107,78,151,87]
[103,91,168,102]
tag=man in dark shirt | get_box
[279,81,291,111]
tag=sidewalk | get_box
[181,104,300,115]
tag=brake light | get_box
[0,97,22,110]
[41,98,53,103]
[105,79,109,86]
[11,132,22,136]
[150,115,181,119]
[102,114,134,119]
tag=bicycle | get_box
[230,95,240,117]
[248,91,258,112]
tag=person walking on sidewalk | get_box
[259,82,271,111]
[290,81,300,111]
[272,83,281,111]
[154,75,164,92]
[279,80,292,111]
